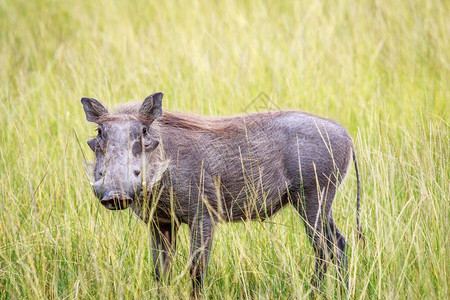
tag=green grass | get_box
[0,0,448,298]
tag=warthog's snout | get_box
[92,177,141,210]
[92,174,142,210]
[100,191,134,210]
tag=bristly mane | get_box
[102,102,334,134]
[105,102,245,133]
[159,112,245,133]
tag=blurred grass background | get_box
[0,0,448,298]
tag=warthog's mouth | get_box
[100,193,133,210]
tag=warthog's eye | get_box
[142,127,147,135]
[97,127,102,137]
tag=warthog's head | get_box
[81,93,166,210]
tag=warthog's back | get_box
[154,110,353,222]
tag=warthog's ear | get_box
[87,138,96,151]
[81,97,109,123]
[139,92,163,123]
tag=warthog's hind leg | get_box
[326,212,348,286]
[294,187,348,290]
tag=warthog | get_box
[81,92,362,294]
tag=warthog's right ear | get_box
[139,92,163,123]
[81,97,109,123]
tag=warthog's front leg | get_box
[150,221,178,282]
[189,216,215,297]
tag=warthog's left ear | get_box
[81,97,109,123]
[139,92,163,123]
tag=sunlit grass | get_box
[0,0,448,298]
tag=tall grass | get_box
[0,0,448,298]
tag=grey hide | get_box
[81,92,362,295]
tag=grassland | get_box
[0,0,448,299]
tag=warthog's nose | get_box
[100,191,133,210]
